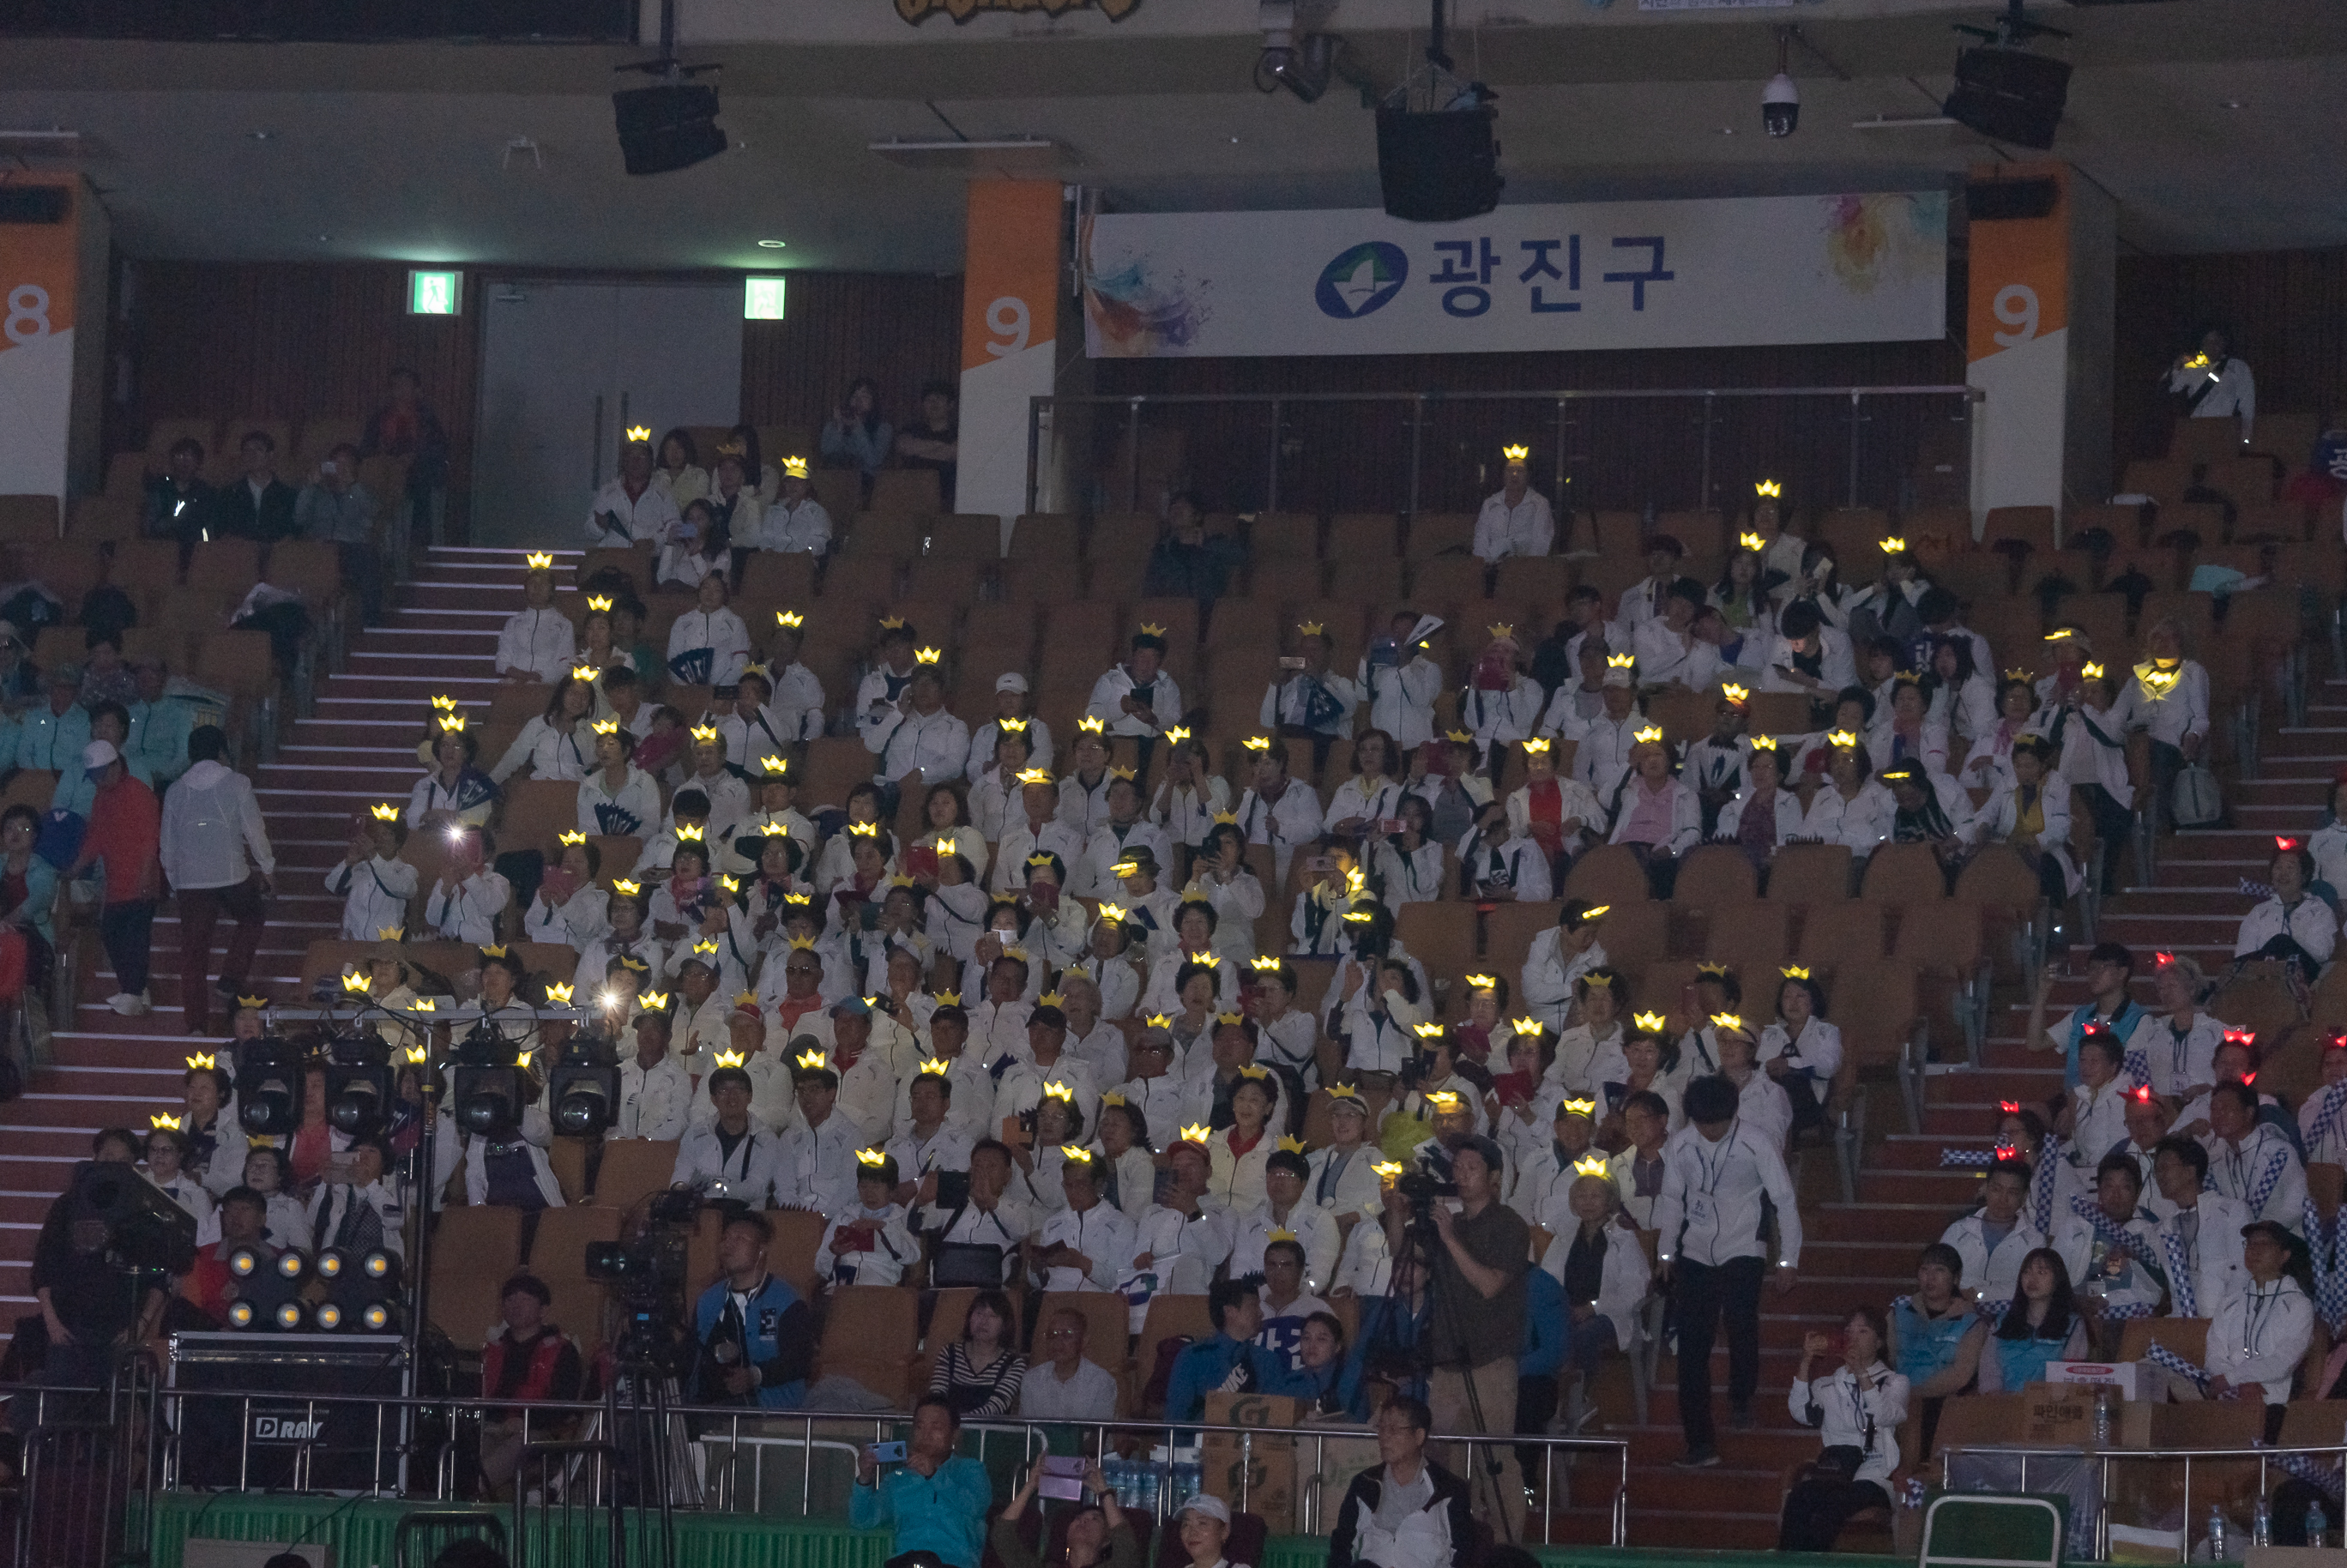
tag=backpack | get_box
[33,809,84,871]
[2172,763,2223,828]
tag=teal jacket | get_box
[848,1454,992,1568]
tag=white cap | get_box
[995,672,1029,694]
[81,739,119,771]
[1178,1493,1230,1525]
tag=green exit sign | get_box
[407,269,462,316]
[744,276,787,321]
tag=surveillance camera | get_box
[1762,71,1800,137]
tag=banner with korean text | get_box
[1081,191,1946,358]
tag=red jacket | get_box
[80,774,160,903]
[480,1325,585,1413]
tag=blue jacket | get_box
[849,1454,992,1568]
[691,1272,813,1408]
[1518,1267,1566,1379]
[1164,1332,1288,1424]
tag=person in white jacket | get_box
[489,678,598,784]
[817,1155,920,1290]
[1778,1309,1909,1550]
[2235,839,2338,983]
[1543,1173,1652,1433]
[576,726,663,838]
[963,672,1054,785]
[585,438,682,546]
[1710,741,1806,871]
[2180,1221,2310,1407]
[1261,625,1364,756]
[1086,628,1183,757]
[1758,969,1843,1145]
[1360,612,1444,751]
[1231,739,1325,887]
[1972,738,2080,902]
[615,1006,692,1142]
[1473,447,1555,563]
[1940,1159,2045,1306]
[672,1065,784,1205]
[1461,628,1544,769]
[328,805,417,943]
[495,567,579,683]
[1458,799,1554,902]
[664,571,751,688]
[2110,620,2211,835]
[2146,1137,2248,1320]
[160,726,278,1037]
[1606,739,1700,894]
[864,665,969,793]
[1520,900,1610,1032]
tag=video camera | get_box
[583,1187,701,1370]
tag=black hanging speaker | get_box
[612,83,727,176]
[1944,47,2071,150]
[1375,105,1502,223]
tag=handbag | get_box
[2171,763,2222,828]
[1810,1445,1867,1484]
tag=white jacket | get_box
[1790,1364,1910,1487]
[1939,1210,2048,1304]
[160,761,275,891]
[1973,773,2080,896]
[1086,664,1182,739]
[671,1115,784,1206]
[665,607,751,688]
[1712,786,1806,846]
[1540,1215,1652,1352]
[496,606,578,682]
[584,477,679,546]
[1605,775,1701,856]
[327,854,416,941]
[2207,1277,2313,1403]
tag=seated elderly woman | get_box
[1541,1167,1651,1433]
[2235,836,2337,989]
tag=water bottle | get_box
[2205,1504,2228,1562]
[1102,1456,1125,1506]
[2252,1497,2272,1548]
[2308,1500,2329,1549]
[2091,1387,2112,1447]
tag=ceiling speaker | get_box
[1375,105,1502,224]
[612,83,727,176]
[1944,46,2071,150]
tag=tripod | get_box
[1385,1199,1521,1546]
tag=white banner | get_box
[1081,191,1946,358]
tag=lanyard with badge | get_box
[1687,1129,1735,1229]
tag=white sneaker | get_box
[119,990,151,1017]
[105,992,136,1015]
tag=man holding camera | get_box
[691,1212,815,1409]
[851,1395,992,1568]
[1383,1133,1529,1543]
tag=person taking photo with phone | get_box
[851,1394,992,1568]
[992,1456,1139,1568]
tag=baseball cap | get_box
[995,672,1029,694]
[81,739,118,770]
[1178,1493,1230,1524]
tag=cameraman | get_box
[691,1211,815,1408]
[1384,1134,1528,1542]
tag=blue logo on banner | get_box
[1315,242,1409,319]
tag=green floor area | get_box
[148,1493,1908,1568]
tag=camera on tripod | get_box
[585,1188,700,1370]
[1395,1167,1456,1222]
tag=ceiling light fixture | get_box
[757,238,786,248]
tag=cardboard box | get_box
[1202,1392,1304,1528]
[2023,1380,2152,1449]
[2045,1360,2157,1401]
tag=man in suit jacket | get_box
[215,430,299,541]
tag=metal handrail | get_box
[78,1378,1633,1547]
[1027,381,1982,519]
[1941,1438,2347,1562]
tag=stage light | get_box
[549,1034,620,1137]
[1943,0,2072,150]
[235,1037,305,1137]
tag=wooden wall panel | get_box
[739,271,964,434]
[122,262,964,541]
[2113,247,2347,467]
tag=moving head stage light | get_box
[1376,0,1500,224]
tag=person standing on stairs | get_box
[161,726,275,1037]
[66,739,161,1017]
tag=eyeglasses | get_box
[1047,1327,1083,1339]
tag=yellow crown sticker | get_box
[854,1147,890,1168]
[1521,737,1551,755]
[794,1047,828,1070]
[430,695,459,711]
[713,1048,748,1069]
[1827,728,1859,747]
[590,718,619,734]
[914,647,942,665]
[1511,1015,1545,1034]
[1502,443,1529,462]
[1748,735,1778,752]
[1739,531,1766,552]
[558,829,587,847]
[1243,734,1271,751]
[1411,1022,1445,1039]
[1465,973,1497,989]
[185,1052,217,1070]
[1632,725,1664,745]
[1710,1011,1746,1031]
[781,455,811,479]
[546,982,575,1005]
[624,425,651,443]
[2083,661,2105,679]
[1561,1096,1596,1116]
[1251,956,1284,972]
[370,802,401,822]
[1373,1160,1404,1179]
[1147,1012,1174,1029]
[638,990,670,1010]
[525,551,555,569]
[1572,1154,1612,1177]
[437,715,467,733]
[612,877,642,896]
[1423,1089,1462,1110]
[341,972,372,994]
[1879,537,1906,555]
[587,594,614,612]
[675,823,706,842]
[1754,479,1783,498]
[1060,1144,1095,1163]
[1606,653,1637,670]
[1326,1083,1362,1101]
[1041,1081,1074,1101]
[1180,1122,1212,1144]
[777,609,805,630]
[1720,683,1749,705]
[689,724,721,744]
[1782,964,1811,980]
[919,1057,951,1076]
[151,1113,183,1131]
[1138,621,1167,637]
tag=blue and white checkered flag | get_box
[2030,1136,2062,1235]
[2142,1340,2209,1394]
[2245,1143,2291,1217]
[2163,1227,2199,1319]
[2307,1197,2347,1334]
